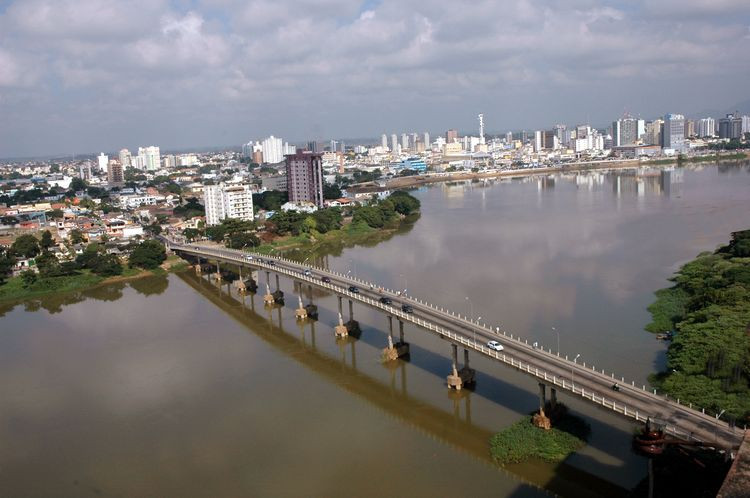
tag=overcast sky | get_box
[1,0,749,158]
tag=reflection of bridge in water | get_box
[177,271,628,497]
[168,239,745,453]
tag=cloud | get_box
[0,0,749,157]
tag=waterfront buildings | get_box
[663,114,685,151]
[445,129,458,143]
[203,183,254,226]
[285,151,324,208]
[719,113,744,139]
[697,118,716,137]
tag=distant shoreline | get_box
[352,151,749,191]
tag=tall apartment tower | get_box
[285,152,324,208]
[423,132,430,148]
[118,149,132,169]
[203,183,254,226]
[107,160,124,186]
[445,129,458,143]
[663,114,685,150]
[381,134,388,149]
[391,134,398,153]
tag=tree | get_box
[90,254,123,277]
[70,177,87,192]
[145,223,162,236]
[388,191,421,215]
[253,190,288,211]
[129,240,167,269]
[35,250,60,277]
[0,247,16,284]
[323,182,343,200]
[227,232,260,249]
[182,228,202,242]
[21,269,37,288]
[11,234,41,258]
[46,209,64,220]
[40,230,54,249]
[69,229,85,245]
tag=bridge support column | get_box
[550,388,557,410]
[295,295,307,320]
[263,283,275,305]
[447,345,475,390]
[334,312,348,338]
[344,299,360,335]
[538,383,547,413]
[532,383,552,430]
[275,274,280,292]
[382,315,409,362]
[399,320,404,343]
[337,295,343,315]
[214,262,222,282]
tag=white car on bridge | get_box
[487,341,504,351]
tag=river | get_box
[1,162,749,497]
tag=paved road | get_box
[166,238,745,450]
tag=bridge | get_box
[165,237,745,451]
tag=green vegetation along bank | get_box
[0,239,170,303]
[646,229,750,423]
[489,411,590,465]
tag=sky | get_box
[1,0,749,158]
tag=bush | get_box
[128,240,167,269]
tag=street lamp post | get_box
[715,409,726,442]
[552,326,559,356]
[572,353,581,388]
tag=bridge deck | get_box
[167,239,745,450]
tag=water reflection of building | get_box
[611,168,683,198]
[536,176,555,190]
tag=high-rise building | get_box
[697,117,715,137]
[478,114,485,145]
[137,146,161,171]
[533,131,543,152]
[203,183,254,226]
[381,134,388,150]
[107,160,124,186]
[663,114,685,150]
[719,113,743,139]
[423,132,430,148]
[505,131,513,144]
[78,162,92,181]
[391,134,398,153]
[401,133,409,150]
[118,149,131,169]
[645,120,663,146]
[742,115,750,134]
[242,142,254,158]
[285,151,324,208]
[252,149,263,165]
[97,153,108,172]
[543,130,558,150]
[261,136,284,164]
[163,154,177,168]
[445,129,458,143]
[612,116,643,146]
[684,120,695,138]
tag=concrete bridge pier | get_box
[214,262,222,282]
[263,283,275,305]
[447,345,475,390]
[345,299,360,335]
[275,274,280,292]
[334,312,348,338]
[295,295,308,320]
[382,316,410,361]
[532,382,553,430]
[194,258,202,274]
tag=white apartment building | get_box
[137,146,161,171]
[98,153,108,172]
[261,136,284,164]
[203,183,254,226]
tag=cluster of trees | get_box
[253,190,288,211]
[708,138,747,151]
[173,197,205,219]
[269,208,344,236]
[647,229,750,422]
[182,218,260,249]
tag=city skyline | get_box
[1,0,749,158]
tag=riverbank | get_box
[489,409,590,465]
[645,229,750,423]
[357,151,749,191]
[253,212,419,261]
[0,255,188,304]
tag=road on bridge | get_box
[166,238,745,450]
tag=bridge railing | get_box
[171,240,743,444]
